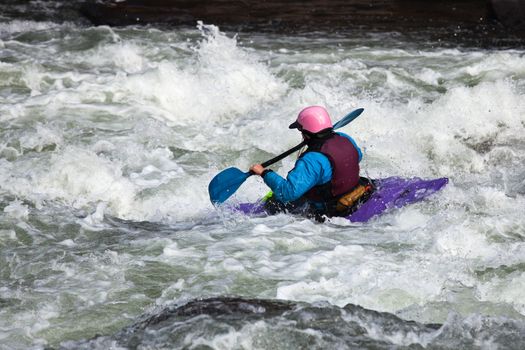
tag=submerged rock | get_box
[59,296,525,349]
[59,296,443,349]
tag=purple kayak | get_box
[235,177,448,222]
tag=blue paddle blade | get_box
[208,167,251,204]
[333,108,364,129]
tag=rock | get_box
[489,0,525,31]
[80,0,488,31]
[77,0,525,47]
[59,297,443,349]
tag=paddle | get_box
[208,108,364,204]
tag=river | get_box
[1,4,525,349]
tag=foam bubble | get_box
[0,20,64,36]
[37,148,136,215]
[477,272,525,315]
[122,23,286,126]
[19,124,63,152]
[3,200,29,220]
[86,42,148,74]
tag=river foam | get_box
[0,19,524,349]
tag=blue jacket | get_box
[263,132,362,203]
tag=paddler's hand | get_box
[249,164,265,176]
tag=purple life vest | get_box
[303,133,360,202]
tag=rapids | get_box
[1,10,525,350]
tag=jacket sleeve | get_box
[262,153,331,203]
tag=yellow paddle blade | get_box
[262,191,273,202]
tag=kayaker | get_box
[249,106,374,220]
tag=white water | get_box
[0,19,525,349]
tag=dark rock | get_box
[134,296,296,330]
[79,0,489,31]
[60,296,444,349]
[489,0,525,31]
[59,296,525,349]
[77,0,525,48]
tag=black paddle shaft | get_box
[260,141,306,168]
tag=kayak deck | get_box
[235,177,448,222]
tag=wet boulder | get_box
[489,0,525,31]
[79,0,489,31]
[59,297,442,349]
[58,296,525,349]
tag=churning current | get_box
[1,16,525,350]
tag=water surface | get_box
[1,12,525,349]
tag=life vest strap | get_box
[334,177,374,214]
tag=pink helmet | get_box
[289,106,333,134]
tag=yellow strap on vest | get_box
[336,185,368,211]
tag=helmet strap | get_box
[302,128,334,146]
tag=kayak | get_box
[234,177,448,222]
